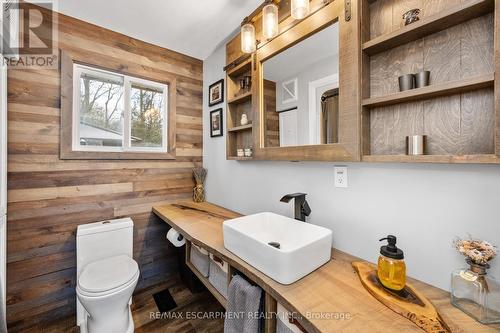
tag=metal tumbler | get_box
[414,71,430,88]
[399,74,415,92]
[406,135,426,155]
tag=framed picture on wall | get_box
[210,108,223,137]
[208,79,224,106]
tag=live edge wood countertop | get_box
[153,202,500,333]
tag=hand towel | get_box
[224,274,263,333]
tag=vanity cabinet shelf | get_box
[185,242,227,309]
[363,0,494,55]
[227,124,253,132]
[362,74,494,108]
[183,239,278,332]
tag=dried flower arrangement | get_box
[454,237,497,266]
[193,167,207,203]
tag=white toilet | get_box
[76,218,140,333]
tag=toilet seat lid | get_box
[78,255,139,294]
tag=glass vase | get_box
[451,259,500,324]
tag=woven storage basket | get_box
[190,244,209,277]
[208,253,228,299]
[277,303,305,333]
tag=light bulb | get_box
[241,23,256,53]
[263,4,278,40]
[291,0,310,19]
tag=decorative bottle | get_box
[451,259,500,324]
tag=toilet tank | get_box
[76,218,134,279]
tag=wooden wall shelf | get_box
[228,124,253,132]
[226,54,253,160]
[227,156,253,161]
[363,0,494,55]
[362,74,494,108]
[228,91,252,104]
[362,154,500,164]
[361,0,499,162]
[227,58,252,77]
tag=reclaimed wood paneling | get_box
[6,3,203,331]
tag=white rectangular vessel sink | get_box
[223,212,332,284]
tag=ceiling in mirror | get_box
[264,23,339,82]
[263,22,340,148]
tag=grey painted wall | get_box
[203,44,500,291]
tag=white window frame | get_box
[281,77,298,104]
[72,64,169,153]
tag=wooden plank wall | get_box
[6,4,203,331]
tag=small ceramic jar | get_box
[241,114,249,126]
[237,149,244,157]
[244,148,253,157]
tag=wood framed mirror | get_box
[249,0,361,161]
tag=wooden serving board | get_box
[352,261,451,333]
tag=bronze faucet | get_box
[280,193,311,222]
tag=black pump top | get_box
[379,235,404,260]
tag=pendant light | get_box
[291,0,310,19]
[241,21,256,53]
[262,2,279,40]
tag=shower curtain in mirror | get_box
[320,93,339,144]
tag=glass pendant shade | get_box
[291,0,310,19]
[241,23,256,53]
[263,4,279,39]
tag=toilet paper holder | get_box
[167,228,186,247]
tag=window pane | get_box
[130,84,165,148]
[79,71,124,147]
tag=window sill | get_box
[60,148,176,160]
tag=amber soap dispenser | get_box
[378,235,406,291]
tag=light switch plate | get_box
[334,166,348,188]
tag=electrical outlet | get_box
[334,166,348,188]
